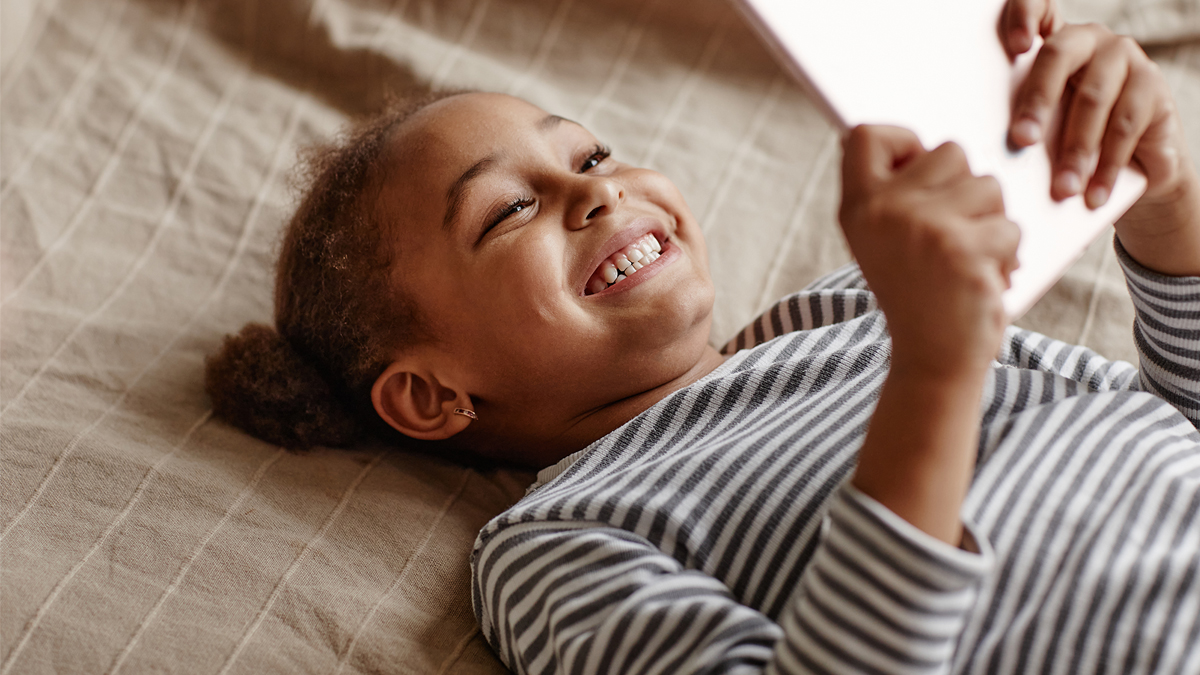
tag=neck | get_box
[498,345,730,469]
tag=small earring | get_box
[453,408,477,421]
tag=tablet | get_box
[736,0,1147,318]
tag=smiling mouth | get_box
[584,234,664,296]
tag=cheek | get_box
[464,239,586,358]
[492,237,570,322]
[623,166,676,192]
[624,168,692,216]
[624,169,708,263]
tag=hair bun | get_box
[204,323,361,449]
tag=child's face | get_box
[378,93,717,459]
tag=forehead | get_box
[390,93,551,169]
[374,93,562,250]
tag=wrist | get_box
[1116,164,1200,276]
[883,360,989,413]
[1124,162,1200,228]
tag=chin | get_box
[640,282,716,367]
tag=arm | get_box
[737,127,1020,543]
[996,236,1200,428]
[993,325,1140,391]
[1116,238,1200,426]
[472,489,990,675]
[838,126,1019,545]
[992,237,1200,410]
[853,364,989,545]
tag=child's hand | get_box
[1009,22,1192,206]
[840,126,1020,379]
[1005,15,1200,275]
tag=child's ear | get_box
[371,361,474,441]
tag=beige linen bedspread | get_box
[3,0,1199,672]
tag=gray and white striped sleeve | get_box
[994,323,1141,394]
[995,247,1141,390]
[472,485,992,675]
[993,235,1200,407]
[772,486,992,675]
[1115,236,1200,427]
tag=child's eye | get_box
[580,144,612,172]
[485,197,535,235]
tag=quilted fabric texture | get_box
[2,0,1198,672]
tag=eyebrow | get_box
[441,114,580,232]
[539,114,569,131]
[443,155,497,232]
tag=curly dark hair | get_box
[204,90,464,449]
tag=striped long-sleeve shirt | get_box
[472,239,1200,675]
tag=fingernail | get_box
[1054,170,1082,197]
[1085,185,1109,209]
[1012,119,1041,145]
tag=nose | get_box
[571,176,624,229]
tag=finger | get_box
[1002,252,1021,289]
[1002,0,1048,57]
[841,125,925,197]
[971,214,1023,285]
[1043,3,1065,36]
[1053,37,1136,200]
[1010,25,1102,147]
[954,175,1007,218]
[900,141,973,190]
[932,173,1007,220]
[1085,70,1161,208]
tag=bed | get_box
[2,0,1198,672]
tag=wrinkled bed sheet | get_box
[2,0,1198,672]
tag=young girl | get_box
[205,2,1200,673]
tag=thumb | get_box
[841,125,925,199]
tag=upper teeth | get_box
[586,234,664,295]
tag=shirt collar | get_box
[526,448,588,496]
